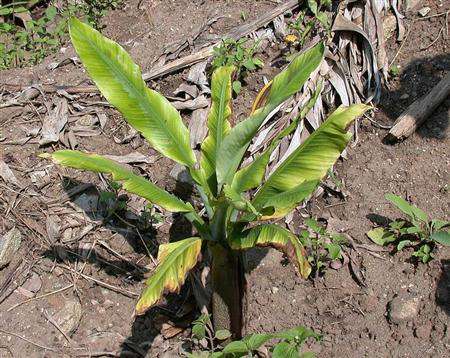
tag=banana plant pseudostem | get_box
[41,18,370,338]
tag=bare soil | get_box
[0,1,449,357]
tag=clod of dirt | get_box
[387,294,421,324]
[53,296,82,336]
[414,322,433,339]
[0,227,22,268]
[46,215,62,242]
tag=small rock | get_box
[271,286,279,294]
[388,294,421,324]
[19,272,42,297]
[169,164,193,185]
[46,215,61,242]
[414,323,432,339]
[400,93,410,100]
[104,299,114,309]
[53,296,82,336]
[0,228,22,268]
[74,193,98,214]
[418,7,431,17]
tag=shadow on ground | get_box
[436,259,449,316]
[40,175,201,357]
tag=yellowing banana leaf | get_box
[231,81,323,194]
[230,224,311,278]
[136,237,202,315]
[69,18,196,168]
[252,104,370,216]
[216,42,324,186]
[42,150,194,213]
[200,66,234,196]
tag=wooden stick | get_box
[387,72,450,141]
[1,0,300,95]
[142,0,299,81]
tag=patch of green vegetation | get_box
[299,218,347,276]
[188,313,321,358]
[389,64,400,77]
[285,0,332,61]
[212,37,263,95]
[367,194,450,263]
[0,0,120,70]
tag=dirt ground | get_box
[0,0,449,357]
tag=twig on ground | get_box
[0,328,57,352]
[57,264,139,298]
[415,10,449,21]
[75,351,119,357]
[420,26,444,51]
[7,284,74,312]
[389,25,412,68]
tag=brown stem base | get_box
[209,243,246,339]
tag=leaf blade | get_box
[69,18,196,167]
[431,231,450,246]
[200,66,234,195]
[136,237,202,315]
[252,104,369,214]
[44,150,194,213]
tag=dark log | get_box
[386,72,450,141]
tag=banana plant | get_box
[41,18,370,338]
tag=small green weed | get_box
[389,64,400,77]
[98,180,127,218]
[211,38,263,95]
[188,313,321,358]
[367,194,450,263]
[299,218,347,276]
[284,0,331,61]
[0,0,120,69]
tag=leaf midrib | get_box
[214,74,229,160]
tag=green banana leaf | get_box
[200,66,234,196]
[42,150,194,213]
[230,224,311,278]
[252,104,370,218]
[69,18,196,168]
[136,237,202,314]
[216,42,325,186]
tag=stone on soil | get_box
[388,294,421,324]
[53,296,82,336]
[0,228,22,269]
